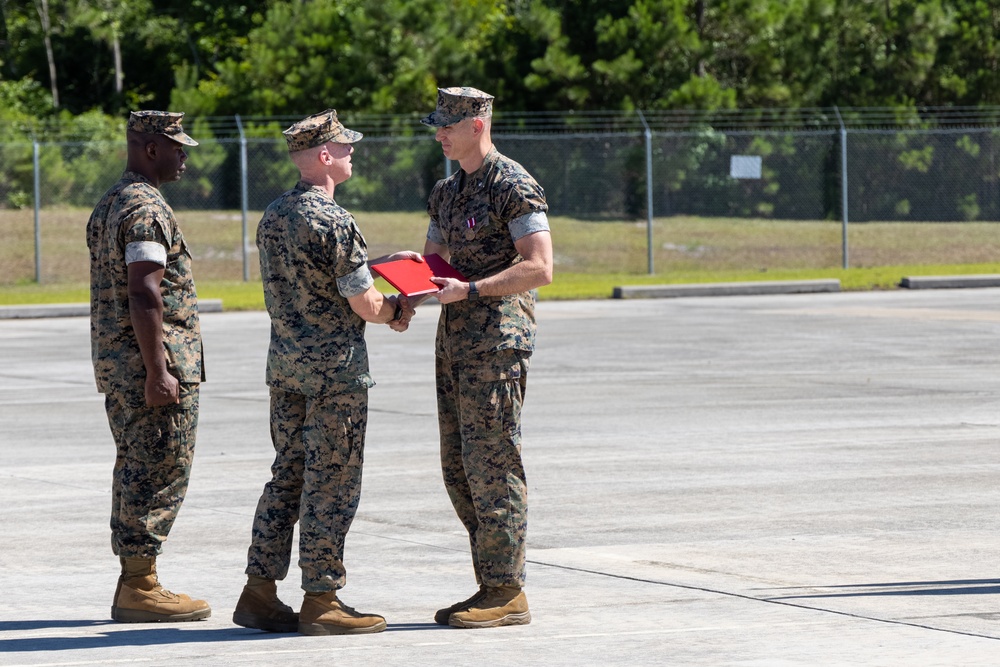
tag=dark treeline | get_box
[2,0,999,124]
[4,1,1000,222]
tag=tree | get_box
[2,0,999,120]
[33,0,58,107]
[171,0,507,116]
[153,0,268,78]
[931,0,1000,105]
[72,0,135,99]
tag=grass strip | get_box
[5,263,1000,310]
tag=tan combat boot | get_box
[434,585,487,625]
[112,557,212,623]
[448,585,530,628]
[297,591,387,635]
[232,575,298,632]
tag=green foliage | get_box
[6,0,1000,228]
[171,0,506,116]
[4,0,1000,115]
[898,146,935,173]
[0,78,52,118]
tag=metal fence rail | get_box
[4,108,1000,284]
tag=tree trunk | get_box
[113,29,122,94]
[34,0,59,108]
[695,0,707,78]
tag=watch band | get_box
[468,281,479,301]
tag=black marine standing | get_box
[87,110,211,623]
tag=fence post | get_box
[33,139,41,284]
[445,154,452,179]
[834,106,849,269]
[637,110,655,275]
[235,114,250,282]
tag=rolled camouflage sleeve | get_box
[125,241,168,266]
[332,215,374,298]
[337,264,374,298]
[427,216,446,245]
[509,211,550,241]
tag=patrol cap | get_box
[420,87,494,127]
[127,110,198,146]
[283,109,362,152]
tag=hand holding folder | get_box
[371,253,467,297]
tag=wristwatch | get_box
[391,302,403,322]
[467,281,479,301]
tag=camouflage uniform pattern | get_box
[88,170,204,398]
[426,146,549,588]
[127,110,198,146]
[256,180,375,397]
[105,384,199,557]
[248,178,375,591]
[427,147,548,360]
[436,351,530,586]
[420,87,494,127]
[86,169,204,557]
[282,109,362,152]
[246,388,368,591]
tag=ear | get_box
[144,139,158,160]
[319,146,333,165]
[472,118,485,134]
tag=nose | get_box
[180,150,188,162]
[435,127,445,142]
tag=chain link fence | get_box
[4,109,1000,285]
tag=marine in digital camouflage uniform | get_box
[87,110,211,623]
[420,87,554,628]
[234,109,416,636]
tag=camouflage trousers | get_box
[104,383,199,558]
[246,387,368,592]
[436,349,529,588]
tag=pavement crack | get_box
[526,559,1000,642]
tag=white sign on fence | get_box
[730,155,762,179]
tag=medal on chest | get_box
[464,215,477,240]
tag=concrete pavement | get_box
[2,290,1000,665]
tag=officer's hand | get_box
[389,295,415,332]
[387,251,423,263]
[145,370,180,407]
[430,277,468,304]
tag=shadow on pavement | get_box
[0,624,284,652]
[760,579,1000,600]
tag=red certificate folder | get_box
[371,253,467,297]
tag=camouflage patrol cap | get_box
[420,87,494,127]
[127,110,198,146]
[283,109,362,152]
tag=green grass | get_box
[4,208,1000,308]
[5,263,1000,309]
[531,264,1000,299]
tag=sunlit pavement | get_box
[3,291,1000,666]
